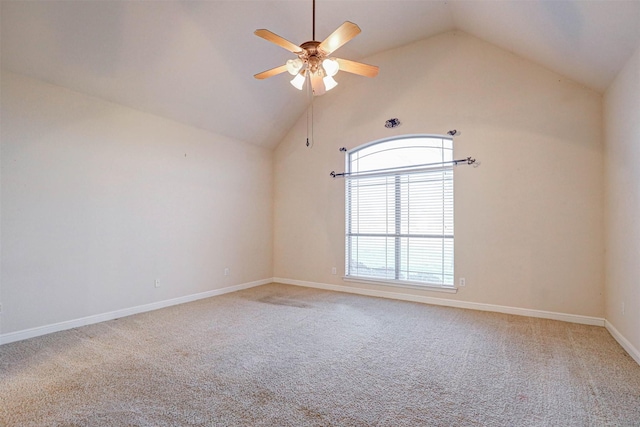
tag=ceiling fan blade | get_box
[318,21,361,55]
[254,64,289,80]
[336,58,379,78]
[254,29,303,53]
[310,72,326,96]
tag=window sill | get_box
[343,276,458,294]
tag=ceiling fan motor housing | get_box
[300,41,325,74]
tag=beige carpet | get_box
[1,283,639,426]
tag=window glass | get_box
[345,135,454,287]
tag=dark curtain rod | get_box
[330,156,476,178]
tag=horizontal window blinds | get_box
[346,166,454,287]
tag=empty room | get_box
[2,0,640,425]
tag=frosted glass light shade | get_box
[291,72,306,90]
[322,58,339,77]
[286,58,303,75]
[323,75,338,91]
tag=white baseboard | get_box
[605,321,640,366]
[0,278,271,345]
[8,277,636,366]
[273,277,605,327]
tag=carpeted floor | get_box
[1,283,640,426]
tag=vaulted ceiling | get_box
[2,1,639,149]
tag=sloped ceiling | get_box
[2,1,639,149]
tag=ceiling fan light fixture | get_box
[286,58,303,75]
[291,70,307,90]
[253,1,378,95]
[322,58,339,77]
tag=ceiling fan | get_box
[253,0,379,96]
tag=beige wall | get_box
[274,31,604,317]
[1,72,273,334]
[604,43,640,354]
[0,31,615,340]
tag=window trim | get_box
[342,276,458,294]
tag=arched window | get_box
[345,135,454,288]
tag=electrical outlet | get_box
[459,277,466,287]
[224,268,230,276]
[332,267,337,275]
[154,279,160,288]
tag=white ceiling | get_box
[2,1,639,149]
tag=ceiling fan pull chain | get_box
[306,76,314,148]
